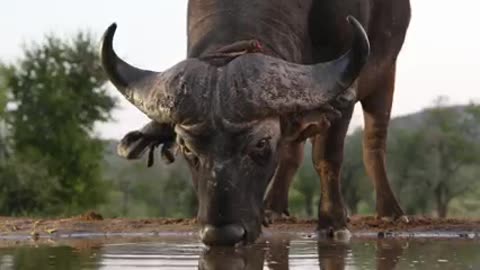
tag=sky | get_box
[1,0,479,139]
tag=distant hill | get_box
[102,138,191,184]
[347,104,479,137]
[390,105,468,130]
[102,139,167,181]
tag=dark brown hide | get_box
[105,0,410,245]
[265,0,411,231]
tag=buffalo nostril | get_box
[200,224,246,246]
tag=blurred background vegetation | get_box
[1,31,480,219]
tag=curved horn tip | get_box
[346,15,362,29]
[101,23,118,46]
[346,15,371,61]
[107,22,118,32]
[99,22,121,84]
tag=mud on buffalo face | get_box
[100,16,370,246]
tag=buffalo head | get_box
[100,16,369,246]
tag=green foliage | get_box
[341,128,372,214]
[0,155,59,216]
[289,134,373,218]
[291,143,319,217]
[99,141,197,218]
[4,50,480,223]
[95,99,480,219]
[287,98,480,219]
[0,32,116,216]
[72,98,480,219]
[415,101,479,217]
[387,129,433,214]
[0,65,7,118]
[127,160,196,218]
[0,64,9,162]
[388,99,480,217]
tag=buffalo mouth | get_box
[200,224,247,246]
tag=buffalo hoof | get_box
[317,228,352,242]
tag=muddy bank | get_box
[1,212,479,242]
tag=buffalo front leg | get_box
[264,141,304,222]
[360,64,405,221]
[311,105,353,237]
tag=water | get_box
[0,235,479,269]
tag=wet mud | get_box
[0,212,479,246]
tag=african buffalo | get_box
[102,0,411,246]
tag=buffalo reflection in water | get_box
[3,238,479,269]
[198,238,407,270]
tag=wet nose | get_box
[200,224,245,246]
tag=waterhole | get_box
[0,234,479,269]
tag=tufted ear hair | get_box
[117,121,177,167]
[280,84,356,143]
[281,107,342,143]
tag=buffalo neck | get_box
[187,0,313,63]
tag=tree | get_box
[0,64,8,162]
[293,143,319,217]
[0,65,6,117]
[100,140,197,218]
[291,134,373,217]
[2,32,116,215]
[388,97,480,217]
[341,128,371,214]
[420,99,480,217]
[388,129,433,214]
[0,155,59,215]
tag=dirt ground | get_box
[1,211,479,243]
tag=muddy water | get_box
[0,235,479,269]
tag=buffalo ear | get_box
[118,133,178,167]
[281,108,342,143]
[117,130,151,160]
[117,121,177,167]
[160,141,179,165]
[145,140,179,167]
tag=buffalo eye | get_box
[255,138,269,150]
[179,138,199,168]
[249,137,272,163]
[183,144,193,155]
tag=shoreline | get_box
[1,214,479,246]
